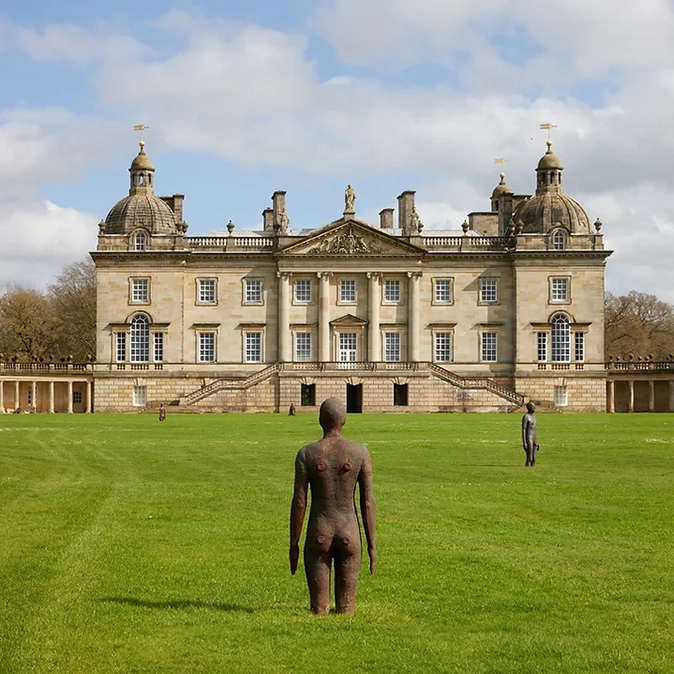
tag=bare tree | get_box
[48,258,97,361]
[0,286,60,361]
[605,291,674,360]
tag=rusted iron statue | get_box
[522,401,539,466]
[290,398,376,615]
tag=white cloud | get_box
[0,200,96,290]
[2,5,674,302]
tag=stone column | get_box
[14,380,20,411]
[318,272,332,362]
[669,380,674,412]
[628,380,634,412]
[31,381,37,412]
[367,273,381,362]
[67,381,73,414]
[608,380,615,413]
[86,380,92,413]
[407,272,422,362]
[49,381,55,414]
[648,380,655,412]
[277,271,291,362]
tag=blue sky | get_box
[2,0,674,301]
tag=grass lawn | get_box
[0,411,673,673]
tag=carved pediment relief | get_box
[278,220,425,257]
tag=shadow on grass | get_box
[101,597,255,613]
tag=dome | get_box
[130,142,154,171]
[491,172,512,200]
[513,192,591,234]
[537,141,562,170]
[104,194,177,235]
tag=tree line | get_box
[0,259,96,364]
[1,259,673,363]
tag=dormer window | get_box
[135,232,147,251]
[552,230,565,250]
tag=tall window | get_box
[199,279,216,304]
[537,332,548,362]
[481,332,498,362]
[130,315,150,362]
[551,314,570,362]
[245,279,262,304]
[295,332,312,361]
[134,232,147,251]
[245,332,262,362]
[133,386,147,407]
[295,280,311,303]
[132,279,149,303]
[199,332,215,362]
[384,332,401,362]
[384,280,400,303]
[554,385,568,406]
[480,279,498,304]
[154,332,164,362]
[552,230,565,250]
[116,332,127,362]
[434,332,452,362]
[575,332,585,362]
[550,277,569,302]
[434,279,453,303]
[340,280,356,303]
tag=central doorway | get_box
[346,384,363,413]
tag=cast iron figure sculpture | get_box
[522,401,539,466]
[158,403,166,421]
[290,398,376,615]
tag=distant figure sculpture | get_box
[290,398,376,615]
[289,403,296,416]
[522,401,539,466]
[344,184,356,212]
[158,403,166,421]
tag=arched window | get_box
[552,230,565,250]
[551,314,570,362]
[134,232,147,251]
[130,314,150,362]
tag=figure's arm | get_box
[358,450,377,574]
[289,450,308,575]
[522,415,528,448]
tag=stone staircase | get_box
[427,363,524,410]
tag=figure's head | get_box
[319,398,346,432]
[526,401,535,414]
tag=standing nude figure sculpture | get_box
[290,398,376,615]
[522,401,539,466]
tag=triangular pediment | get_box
[277,218,426,257]
[330,313,369,327]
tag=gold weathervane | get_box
[134,124,150,144]
[539,122,557,140]
[493,158,509,166]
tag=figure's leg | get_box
[334,534,362,615]
[304,540,332,615]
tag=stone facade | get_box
[88,141,612,413]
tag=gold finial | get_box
[134,124,150,148]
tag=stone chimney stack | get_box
[498,192,514,236]
[272,190,288,233]
[262,208,274,232]
[379,208,394,229]
[397,190,416,234]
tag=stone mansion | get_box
[88,139,611,413]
